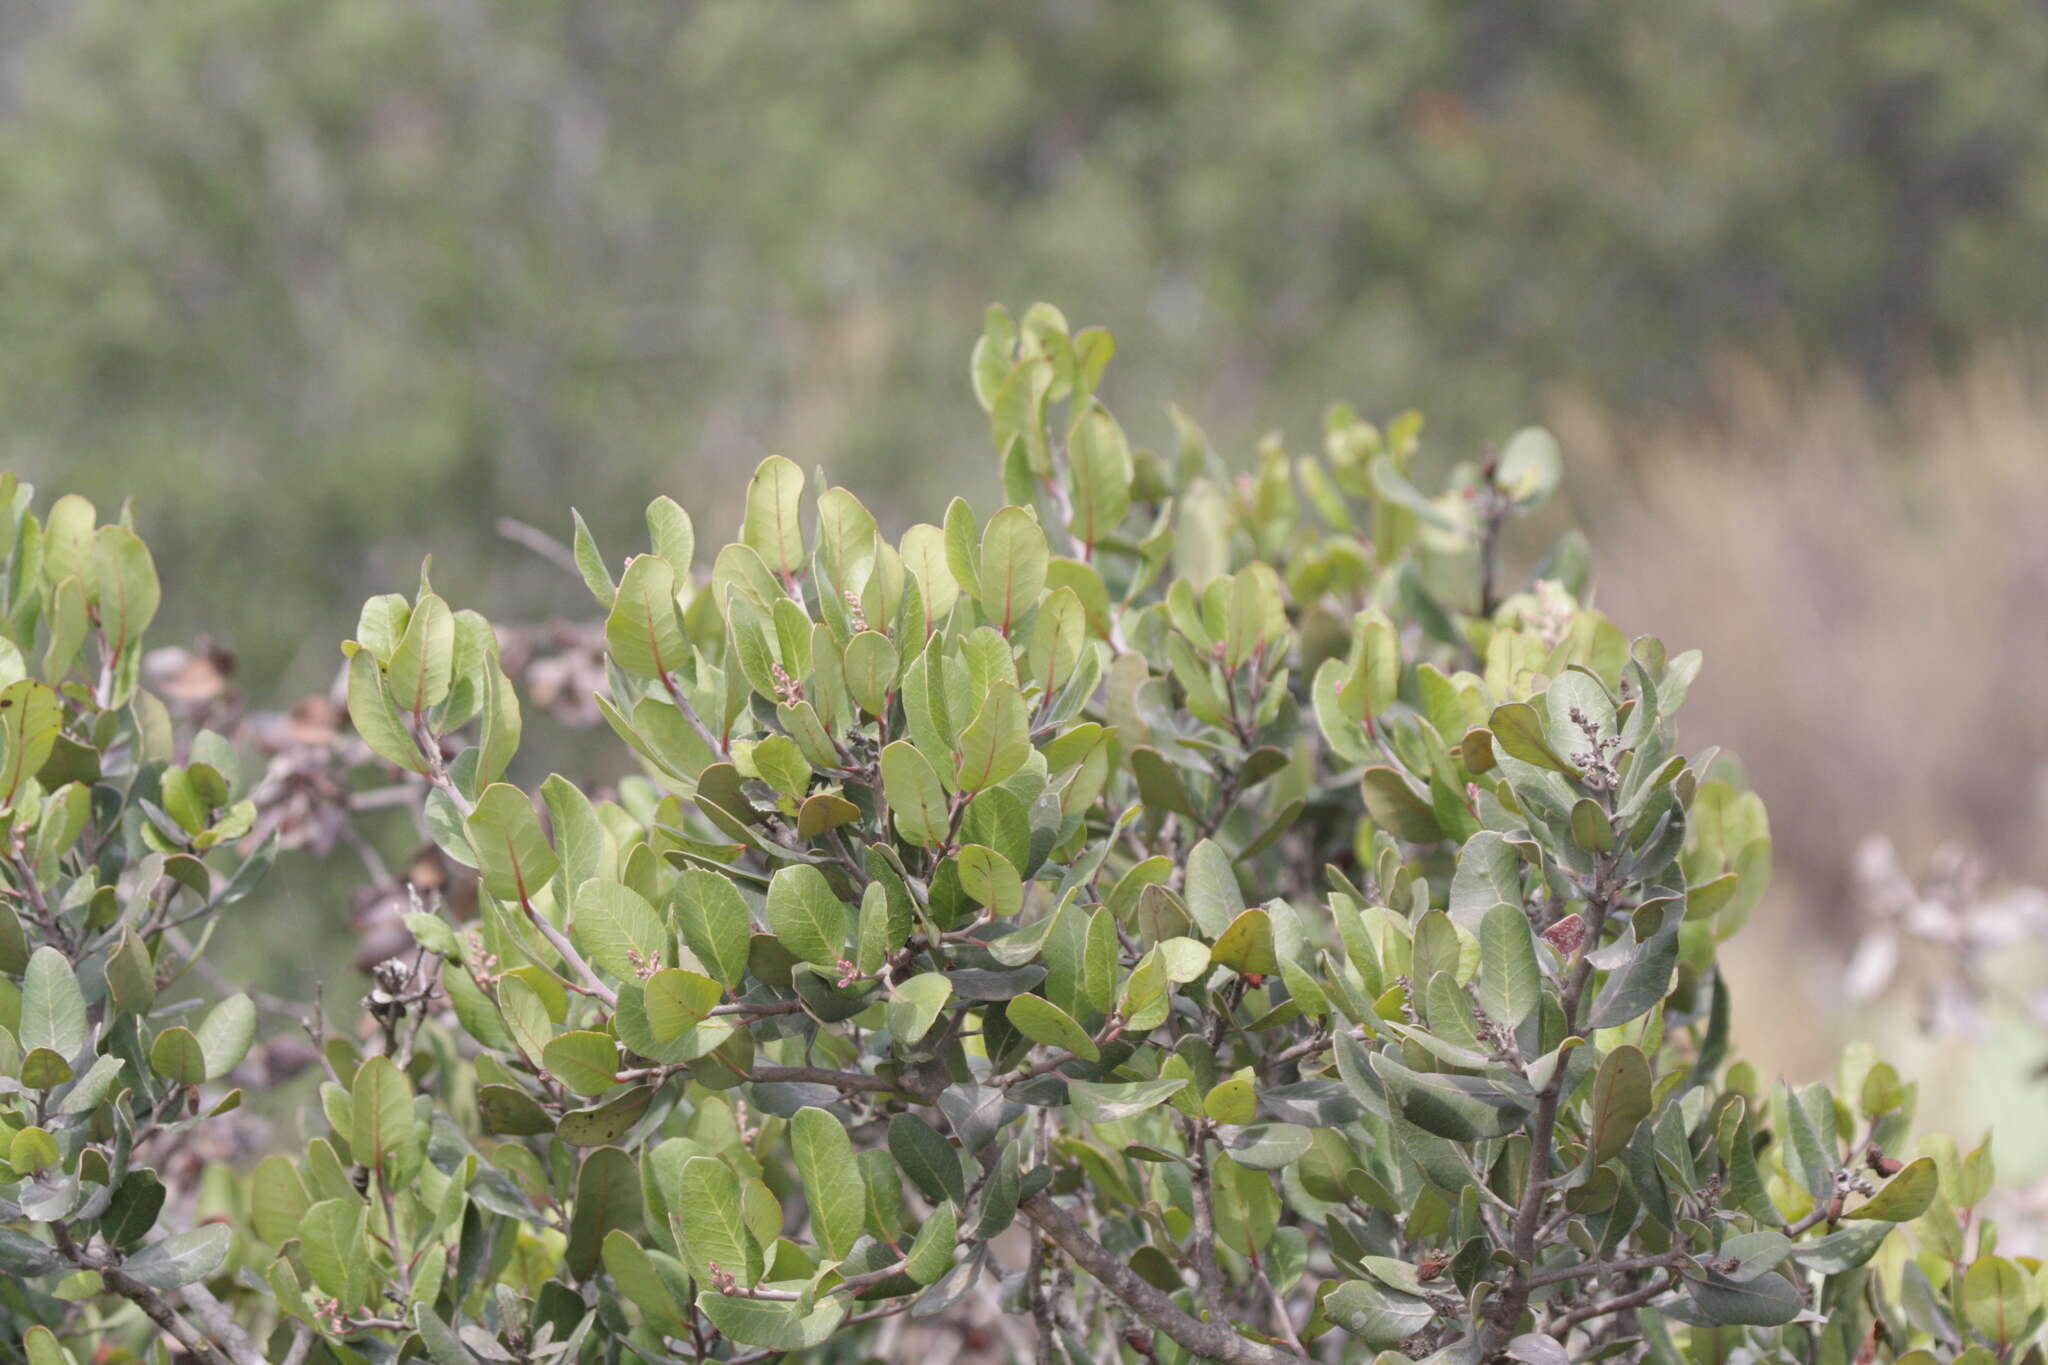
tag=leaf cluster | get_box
[0,312,2036,1365]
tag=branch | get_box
[1551,1273,1681,1335]
[55,1224,235,1365]
[1020,1194,1302,1365]
[518,892,618,1009]
[1487,855,1622,1352]
[1523,1251,1689,1291]
[1183,1118,1229,1328]
[496,516,582,576]
[741,1064,929,1098]
[179,1284,266,1365]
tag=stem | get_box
[1524,1251,1688,1291]
[54,1224,237,1365]
[1252,1257,1309,1359]
[1183,1118,1230,1329]
[518,891,618,1009]
[1550,1273,1681,1335]
[1020,1195,1301,1365]
[1487,853,1621,1352]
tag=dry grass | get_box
[1545,351,2048,1160]
[1559,350,2048,917]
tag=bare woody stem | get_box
[518,891,619,1009]
[1487,853,1622,1353]
[53,1223,244,1365]
[1020,1194,1303,1365]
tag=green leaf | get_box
[149,1026,206,1084]
[571,509,617,609]
[196,993,255,1080]
[1497,427,1563,505]
[1005,993,1098,1061]
[676,869,754,989]
[1360,767,1444,842]
[888,1113,967,1207]
[574,878,666,980]
[843,630,898,717]
[350,1054,415,1183]
[601,1229,687,1332]
[543,1031,620,1097]
[764,864,851,969]
[676,1155,761,1287]
[412,1305,477,1365]
[644,969,721,1039]
[606,554,689,680]
[956,681,1031,792]
[43,494,97,591]
[558,1086,655,1147]
[1488,702,1579,776]
[1069,1078,1186,1124]
[567,1145,642,1281]
[695,1291,845,1351]
[978,506,1048,633]
[1211,908,1279,976]
[1374,1053,1531,1140]
[386,592,455,713]
[478,1083,555,1136]
[1584,926,1679,1029]
[345,650,428,774]
[1065,406,1132,549]
[1449,832,1522,929]
[101,1170,166,1251]
[1219,1123,1314,1170]
[1588,1045,1653,1164]
[1203,1078,1256,1126]
[904,1201,958,1285]
[791,1107,867,1261]
[1183,839,1243,937]
[881,740,950,846]
[887,972,953,1046]
[21,1048,73,1090]
[646,494,696,575]
[1845,1155,1938,1222]
[97,926,154,1016]
[0,680,64,807]
[1685,1271,1804,1327]
[121,1226,230,1291]
[1325,1277,1435,1348]
[250,1156,310,1245]
[466,783,559,902]
[742,455,807,576]
[19,946,86,1058]
[299,1198,368,1303]
[91,526,161,654]
[1962,1256,2031,1347]
[22,1327,69,1365]
[1478,902,1541,1027]
[464,633,524,786]
[955,845,1024,917]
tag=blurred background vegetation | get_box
[9,0,2047,1181]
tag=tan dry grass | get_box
[1541,352,2048,1098]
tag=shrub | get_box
[0,306,2023,1364]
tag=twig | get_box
[497,517,583,576]
[53,1224,233,1365]
[179,1284,265,1365]
[1020,1195,1300,1365]
[1551,1273,1681,1335]
[1182,1117,1230,1329]
[517,891,618,1009]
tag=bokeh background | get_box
[12,1,2048,1183]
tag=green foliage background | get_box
[7,0,2046,689]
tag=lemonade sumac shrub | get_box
[0,308,2028,1365]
